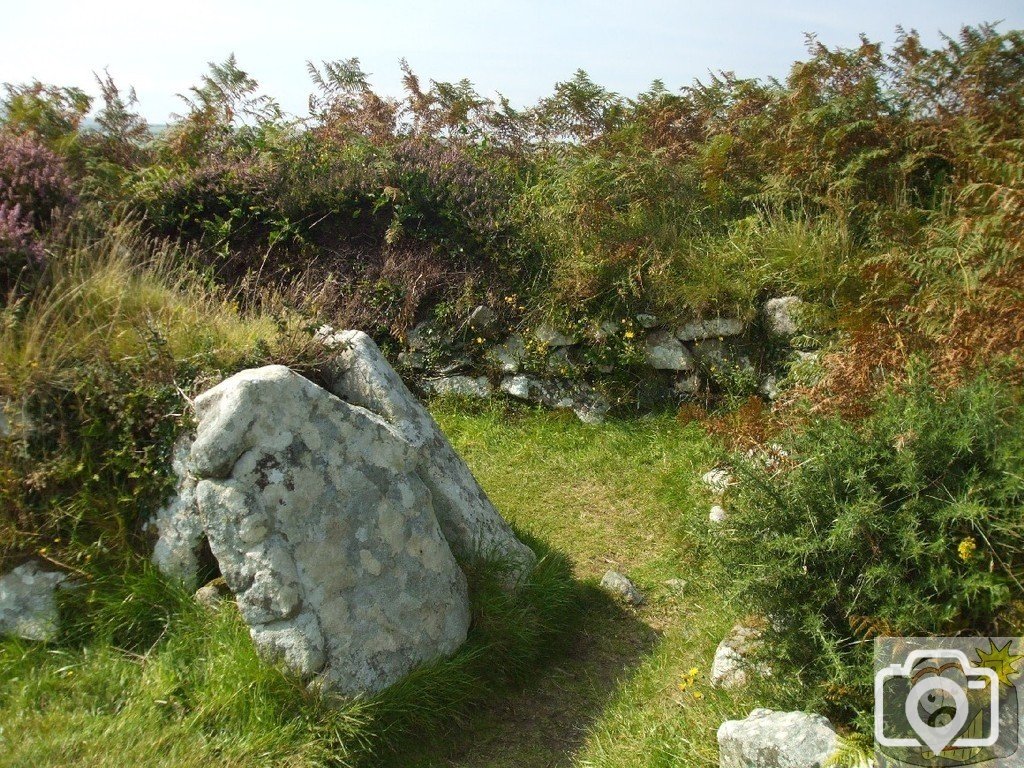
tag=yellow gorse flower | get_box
[958,537,978,562]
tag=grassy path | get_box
[400,404,770,768]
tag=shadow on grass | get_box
[383,577,660,768]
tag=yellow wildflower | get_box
[624,331,635,339]
[958,537,977,562]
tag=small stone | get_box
[717,709,838,768]
[644,330,695,371]
[486,335,526,373]
[0,561,68,641]
[397,351,426,370]
[764,296,803,338]
[709,505,727,523]
[423,375,493,399]
[711,623,766,689]
[674,373,703,395]
[676,317,744,341]
[500,375,532,400]
[600,570,645,606]
[759,374,779,400]
[194,577,231,608]
[635,313,659,329]
[406,321,437,351]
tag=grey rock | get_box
[534,324,578,348]
[764,297,803,338]
[0,561,68,641]
[423,375,493,399]
[711,623,766,689]
[406,321,439,351]
[759,374,780,400]
[323,331,536,580]
[674,373,703,396]
[718,709,838,768]
[397,351,426,371]
[190,365,471,695]
[635,313,659,329]
[709,505,728,524]
[663,578,687,595]
[150,436,205,585]
[487,334,526,373]
[600,570,645,606]
[644,330,696,371]
[194,577,232,608]
[468,305,498,335]
[500,375,532,400]
[690,338,755,374]
[676,317,745,341]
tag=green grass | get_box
[1,401,811,768]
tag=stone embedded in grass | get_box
[709,505,728,524]
[498,374,609,425]
[534,323,578,348]
[675,317,745,341]
[501,374,532,400]
[467,305,498,335]
[0,560,68,641]
[487,334,527,373]
[717,709,838,768]
[763,296,804,338]
[600,570,645,606]
[189,365,472,695]
[635,313,659,328]
[710,623,767,689]
[423,375,493,399]
[644,330,696,371]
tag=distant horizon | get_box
[3,1,1024,123]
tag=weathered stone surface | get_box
[709,505,728,524]
[423,375,493,399]
[500,374,532,400]
[676,317,745,341]
[718,709,838,768]
[690,338,755,375]
[487,334,527,373]
[600,570,645,606]
[635,313,659,329]
[644,330,695,371]
[150,436,205,584]
[190,365,472,695]
[764,296,803,338]
[323,331,536,579]
[711,623,765,689]
[194,577,231,608]
[534,324,578,348]
[0,561,67,641]
[406,321,441,351]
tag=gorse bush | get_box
[716,365,1024,729]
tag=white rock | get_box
[600,570,645,605]
[423,375,493,399]
[644,330,696,371]
[190,365,472,695]
[676,317,745,341]
[702,468,734,494]
[764,297,803,338]
[717,709,838,768]
[500,375,532,400]
[711,623,765,688]
[324,331,536,579]
[486,334,526,373]
[0,561,68,641]
[150,436,204,584]
[709,505,727,523]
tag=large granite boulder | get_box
[0,560,68,641]
[189,365,471,695]
[322,330,536,577]
[718,709,838,768]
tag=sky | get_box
[2,1,1023,122]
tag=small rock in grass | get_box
[0,560,68,642]
[711,623,767,689]
[635,313,659,329]
[600,570,645,606]
[423,375,493,399]
[763,296,803,338]
[717,709,837,768]
[663,578,687,595]
[467,305,498,335]
[534,324,578,348]
[709,505,727,524]
[194,577,232,609]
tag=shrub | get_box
[0,131,76,288]
[716,365,1024,729]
